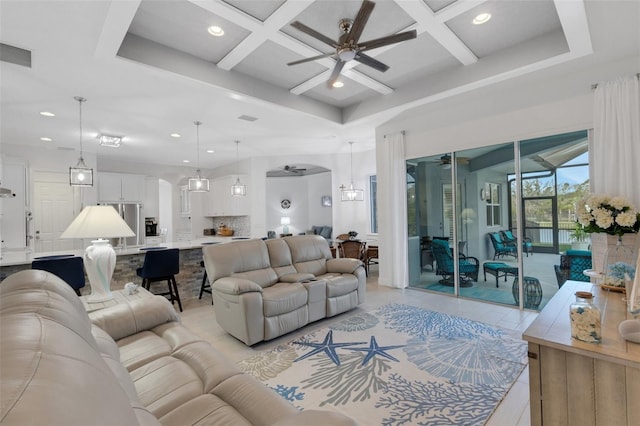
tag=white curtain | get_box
[592,75,640,207]
[376,131,408,288]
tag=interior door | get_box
[33,181,76,252]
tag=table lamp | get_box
[61,205,134,302]
[281,217,291,234]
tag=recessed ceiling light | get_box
[40,137,52,141]
[332,81,344,88]
[206,150,215,153]
[208,26,224,37]
[473,13,491,25]
[40,111,55,117]
[171,133,181,138]
[183,160,190,163]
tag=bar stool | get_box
[32,255,85,296]
[198,260,212,303]
[136,248,182,312]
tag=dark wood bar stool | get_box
[199,260,212,303]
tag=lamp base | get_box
[618,319,640,343]
[84,239,116,302]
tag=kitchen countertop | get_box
[0,236,251,266]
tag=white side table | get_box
[80,287,153,313]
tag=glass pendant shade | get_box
[188,121,209,192]
[70,96,93,187]
[231,177,246,196]
[231,140,246,197]
[188,171,210,192]
[69,158,93,187]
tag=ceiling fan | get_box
[283,165,307,174]
[287,0,417,88]
[432,154,470,168]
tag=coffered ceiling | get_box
[0,0,633,170]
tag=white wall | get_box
[306,173,332,228]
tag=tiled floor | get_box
[180,267,537,425]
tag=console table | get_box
[523,280,640,425]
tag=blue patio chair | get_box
[431,239,479,287]
[554,250,592,287]
[500,230,533,256]
[488,232,517,260]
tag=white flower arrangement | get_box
[576,194,640,236]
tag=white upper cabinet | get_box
[98,172,145,203]
[205,175,249,216]
[144,177,159,218]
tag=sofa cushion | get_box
[262,282,308,316]
[285,235,332,276]
[203,239,278,287]
[321,273,359,297]
[266,238,297,278]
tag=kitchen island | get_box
[0,236,252,303]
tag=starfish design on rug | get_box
[346,336,405,366]
[294,330,366,366]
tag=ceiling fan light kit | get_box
[287,0,417,88]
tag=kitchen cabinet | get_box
[523,281,640,426]
[205,175,249,217]
[144,177,159,219]
[98,172,145,203]
[180,185,190,216]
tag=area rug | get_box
[237,303,528,425]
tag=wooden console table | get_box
[523,280,640,425]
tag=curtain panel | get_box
[592,75,640,207]
[376,131,408,288]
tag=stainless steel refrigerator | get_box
[101,203,145,247]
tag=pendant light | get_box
[231,140,246,197]
[69,96,93,186]
[187,121,209,192]
[340,141,364,201]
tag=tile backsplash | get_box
[208,216,250,236]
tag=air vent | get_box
[0,43,31,68]
[238,115,258,122]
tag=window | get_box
[369,175,378,233]
[486,182,501,227]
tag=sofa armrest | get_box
[279,272,315,283]
[213,277,263,295]
[89,296,180,341]
[326,258,362,274]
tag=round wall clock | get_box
[281,199,291,209]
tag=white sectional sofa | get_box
[202,235,366,345]
[0,269,356,426]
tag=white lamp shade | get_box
[280,217,291,225]
[61,205,135,239]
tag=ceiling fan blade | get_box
[327,60,346,88]
[287,52,335,66]
[290,21,338,48]
[358,29,417,52]
[346,0,375,44]
[353,52,389,72]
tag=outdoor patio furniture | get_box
[512,276,543,309]
[431,239,479,287]
[483,262,519,288]
[488,232,517,260]
[554,249,592,287]
[500,230,533,256]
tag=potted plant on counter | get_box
[570,223,590,250]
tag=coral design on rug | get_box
[238,303,527,425]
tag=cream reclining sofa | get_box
[203,235,366,345]
[0,270,355,426]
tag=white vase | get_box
[590,233,638,276]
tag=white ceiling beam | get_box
[554,0,593,55]
[436,0,489,23]
[394,0,478,66]
[94,0,141,59]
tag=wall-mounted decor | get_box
[321,195,332,207]
[280,199,291,209]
